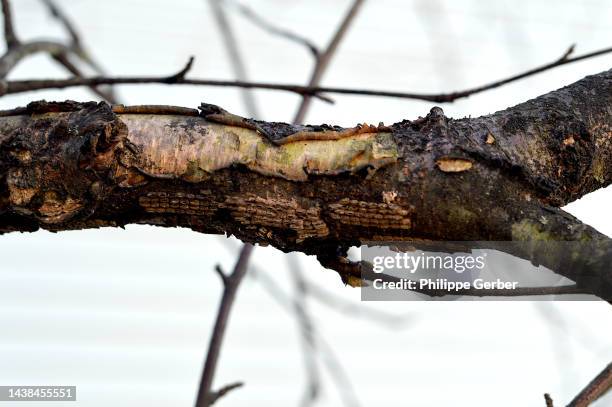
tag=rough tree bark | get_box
[0,69,611,299]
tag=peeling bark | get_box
[0,70,611,298]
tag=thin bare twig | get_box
[220,235,409,327]
[567,362,612,407]
[0,0,116,101]
[50,52,117,103]
[0,40,72,78]
[209,0,260,118]
[230,1,320,60]
[303,280,412,326]
[195,3,260,405]
[544,393,554,407]
[3,44,611,104]
[251,265,361,407]
[1,0,18,48]
[293,0,365,123]
[208,382,244,405]
[195,244,253,407]
[39,0,117,103]
[0,61,332,103]
[287,255,321,407]
[40,0,80,47]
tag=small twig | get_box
[40,0,80,47]
[545,393,554,407]
[195,244,254,407]
[208,381,244,405]
[287,255,321,407]
[230,1,320,60]
[50,52,117,103]
[38,0,117,103]
[165,56,194,83]
[1,0,18,48]
[213,264,229,286]
[567,362,612,407]
[209,0,260,118]
[251,265,361,407]
[558,44,576,62]
[293,0,365,123]
[302,279,411,326]
[0,40,71,78]
[216,235,409,325]
[0,0,116,101]
[3,45,611,105]
[238,259,410,327]
[39,0,106,73]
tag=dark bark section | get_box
[0,70,611,298]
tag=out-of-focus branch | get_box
[251,265,361,407]
[207,381,244,406]
[208,0,260,118]
[0,0,116,102]
[1,0,18,48]
[0,62,333,102]
[40,0,80,48]
[195,244,253,407]
[287,255,321,407]
[230,1,320,60]
[292,0,365,123]
[0,40,72,78]
[567,362,612,407]
[39,0,117,102]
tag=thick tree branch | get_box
[0,70,611,299]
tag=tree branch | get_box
[250,263,361,406]
[208,0,260,118]
[544,393,554,407]
[39,0,118,103]
[195,244,253,407]
[567,362,612,407]
[0,70,611,299]
[292,0,365,123]
[2,45,610,103]
[1,0,18,49]
[0,0,117,102]
[230,1,320,60]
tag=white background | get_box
[1,0,612,406]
